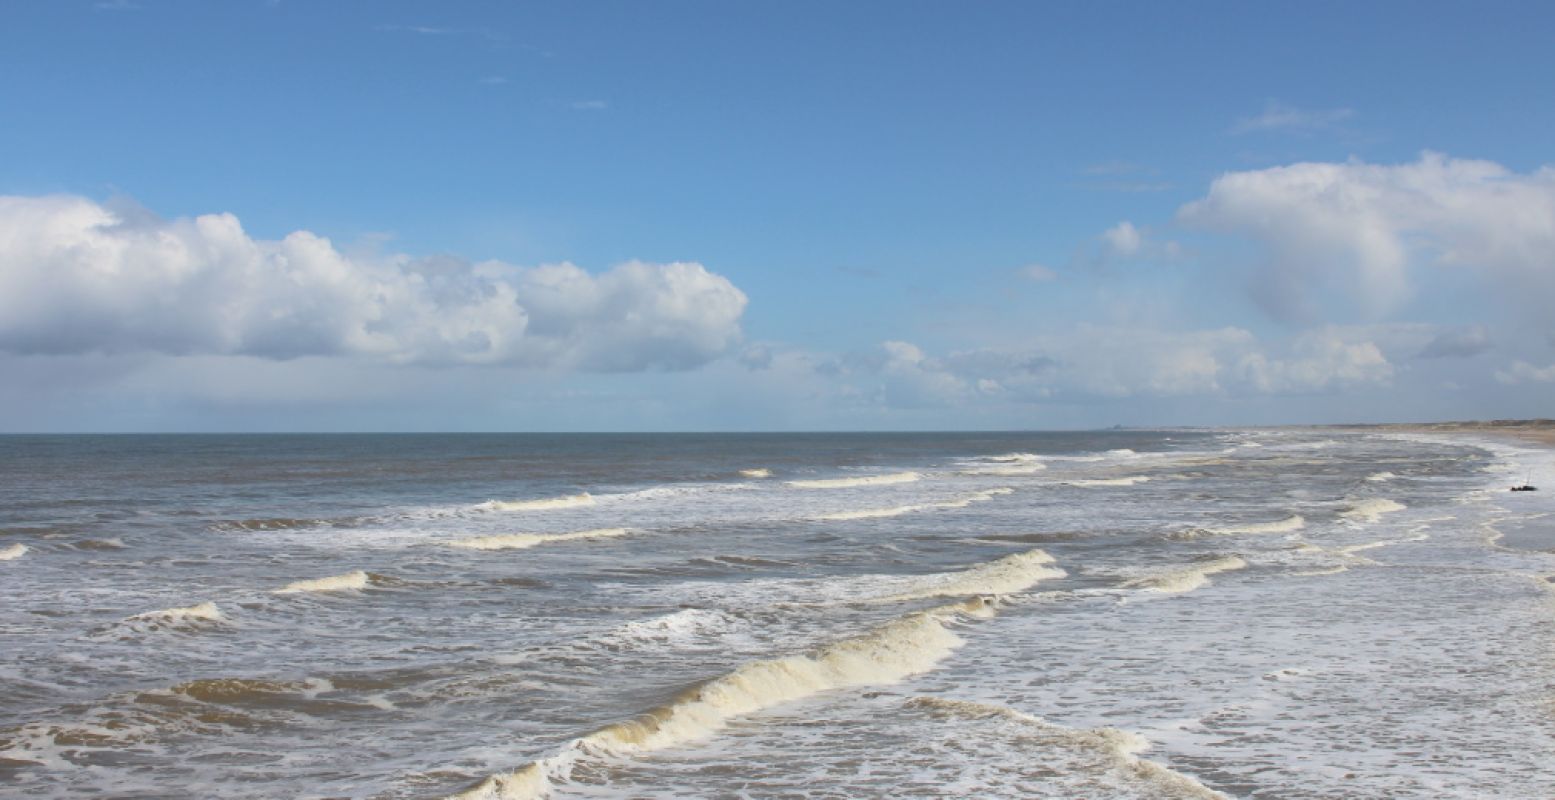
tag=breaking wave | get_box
[214,516,363,532]
[985,453,1043,463]
[167,676,337,705]
[273,570,372,594]
[72,537,125,550]
[880,548,1064,601]
[1126,556,1247,594]
[1340,498,1407,523]
[450,528,631,551]
[909,696,1226,799]
[123,602,226,632]
[477,493,595,512]
[787,471,921,489]
[1366,472,1397,482]
[0,543,27,560]
[131,601,223,623]
[738,468,771,479]
[1067,476,1151,487]
[1203,515,1305,536]
[448,597,1001,800]
[816,488,1012,521]
[961,464,1047,476]
[606,609,746,648]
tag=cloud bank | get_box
[1179,153,1555,321]
[0,195,746,370]
[769,326,1398,411]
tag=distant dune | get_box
[1327,419,1555,446]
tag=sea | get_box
[2,429,1553,799]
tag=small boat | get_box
[1511,484,1537,492]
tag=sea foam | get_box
[1203,515,1305,536]
[787,471,921,489]
[1126,556,1247,594]
[0,543,28,560]
[449,597,1000,800]
[477,493,595,512]
[130,601,223,624]
[1340,498,1406,523]
[880,548,1065,601]
[449,528,631,551]
[909,696,1227,799]
[274,570,372,594]
[816,488,1012,521]
[1067,476,1151,487]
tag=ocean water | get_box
[2,430,1553,799]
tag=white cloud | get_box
[813,325,1394,409]
[1020,263,1058,282]
[1101,221,1142,257]
[1091,221,1181,264]
[1178,152,1555,320]
[1495,360,1555,384]
[877,340,969,408]
[0,195,746,370]
[1231,101,1354,134]
[1234,329,1393,393]
[1418,325,1492,359]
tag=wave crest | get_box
[787,471,921,489]
[1340,498,1406,522]
[1202,515,1305,536]
[273,570,372,594]
[817,488,1013,521]
[450,598,1000,800]
[0,543,28,560]
[477,493,595,512]
[449,528,630,551]
[881,548,1065,601]
[128,601,224,626]
[1067,476,1151,487]
[909,696,1226,799]
[1126,556,1247,593]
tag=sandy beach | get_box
[1329,418,1555,447]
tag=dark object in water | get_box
[1510,484,1537,492]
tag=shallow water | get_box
[2,430,1552,798]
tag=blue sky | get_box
[1,1,1552,431]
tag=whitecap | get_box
[449,528,631,551]
[787,471,921,489]
[274,570,372,594]
[477,493,595,512]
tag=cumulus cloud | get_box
[1418,325,1492,359]
[1495,361,1555,384]
[1091,221,1181,265]
[816,326,1394,409]
[738,344,774,370]
[1101,221,1142,257]
[0,195,746,370]
[876,341,970,408]
[1233,328,1393,393]
[1020,263,1058,282]
[1179,152,1555,321]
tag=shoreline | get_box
[1324,419,1555,448]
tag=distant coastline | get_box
[1326,418,1555,447]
